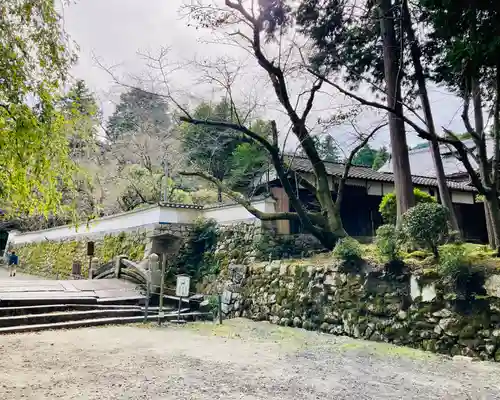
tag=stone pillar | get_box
[89,257,99,279]
[271,187,291,235]
[148,253,161,293]
[114,254,127,278]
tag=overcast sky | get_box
[61,0,466,151]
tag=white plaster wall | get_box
[381,183,395,195]
[158,207,201,223]
[367,182,383,196]
[451,191,474,205]
[8,206,163,245]
[7,200,275,246]
[204,199,274,225]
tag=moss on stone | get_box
[14,231,147,279]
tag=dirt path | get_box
[1,318,499,399]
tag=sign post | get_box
[174,274,190,324]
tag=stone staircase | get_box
[0,254,212,334]
[0,300,209,334]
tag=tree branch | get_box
[286,170,317,195]
[301,79,323,122]
[442,127,487,194]
[307,68,431,139]
[179,116,278,155]
[180,170,300,222]
[336,123,387,209]
[179,116,328,237]
[461,94,479,140]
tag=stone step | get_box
[0,309,145,327]
[0,295,98,307]
[0,294,147,307]
[0,304,154,317]
[0,311,213,335]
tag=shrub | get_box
[375,224,400,263]
[332,236,362,261]
[438,244,469,279]
[402,202,449,257]
[438,244,479,295]
[379,188,437,225]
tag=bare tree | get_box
[95,1,387,248]
[171,0,388,249]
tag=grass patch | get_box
[338,340,436,361]
[183,319,313,345]
[180,319,438,362]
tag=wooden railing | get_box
[91,254,160,289]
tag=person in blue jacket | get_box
[8,251,18,277]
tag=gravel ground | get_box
[1,318,500,399]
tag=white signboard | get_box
[176,275,190,297]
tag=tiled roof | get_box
[287,156,477,192]
[378,138,493,178]
[158,202,204,210]
[203,195,271,210]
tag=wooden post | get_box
[90,257,99,279]
[218,294,223,325]
[144,280,150,323]
[158,255,167,326]
[114,254,126,279]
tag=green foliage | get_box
[105,88,170,142]
[229,141,268,192]
[351,145,390,170]
[372,146,390,170]
[181,99,269,195]
[208,295,220,316]
[118,166,193,210]
[173,219,220,284]
[1,0,74,103]
[380,188,437,225]
[438,244,470,279]
[300,135,340,162]
[402,203,449,257]
[0,0,78,218]
[352,145,378,168]
[437,244,478,293]
[99,232,147,263]
[1,93,80,218]
[190,189,220,205]
[332,237,362,261]
[181,100,247,187]
[375,224,400,263]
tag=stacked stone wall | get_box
[212,258,500,361]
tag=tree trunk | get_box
[486,194,500,250]
[378,0,414,223]
[400,0,460,234]
[484,201,496,248]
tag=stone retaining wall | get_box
[214,258,500,361]
[12,231,149,279]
